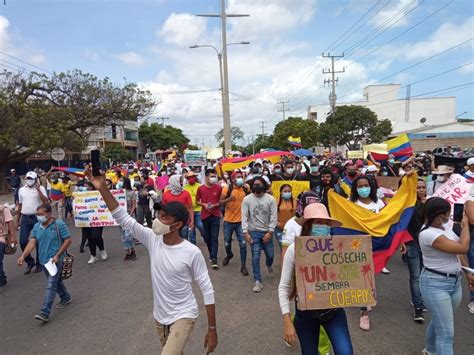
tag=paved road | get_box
[1,220,472,355]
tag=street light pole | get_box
[197,1,249,154]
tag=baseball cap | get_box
[156,201,189,225]
[26,171,37,179]
[467,157,474,166]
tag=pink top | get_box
[155,175,169,191]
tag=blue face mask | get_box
[389,159,395,165]
[235,178,244,186]
[282,192,292,200]
[116,182,124,189]
[310,166,319,173]
[311,224,331,236]
[357,187,371,198]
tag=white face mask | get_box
[209,177,218,184]
[152,218,173,235]
[26,179,36,187]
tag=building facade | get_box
[307,84,457,134]
[85,120,139,158]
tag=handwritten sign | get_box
[184,150,207,166]
[432,174,470,216]
[375,176,401,191]
[271,180,310,201]
[347,150,364,159]
[72,190,126,228]
[295,235,377,310]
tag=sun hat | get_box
[296,203,342,227]
[431,165,454,175]
[366,165,379,173]
[185,171,198,178]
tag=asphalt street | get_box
[1,220,472,355]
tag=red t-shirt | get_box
[162,190,192,209]
[196,184,222,220]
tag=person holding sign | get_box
[419,197,472,355]
[278,203,353,354]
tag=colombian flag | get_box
[219,151,293,172]
[328,173,417,273]
[288,136,302,148]
[54,167,85,178]
[386,134,413,162]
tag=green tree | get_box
[244,134,274,155]
[139,121,190,151]
[0,70,155,191]
[102,143,133,162]
[271,116,319,149]
[215,126,245,145]
[318,105,392,149]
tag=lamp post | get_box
[189,41,249,151]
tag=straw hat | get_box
[296,203,342,227]
[431,165,454,175]
[185,171,198,178]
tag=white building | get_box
[307,84,457,134]
[85,120,139,158]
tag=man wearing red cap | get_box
[220,171,250,275]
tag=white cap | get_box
[25,171,37,179]
[467,157,474,166]
[366,165,379,173]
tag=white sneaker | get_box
[88,255,99,264]
[267,267,274,278]
[468,302,474,314]
[100,250,108,261]
[253,281,263,293]
[422,348,436,355]
[381,267,390,274]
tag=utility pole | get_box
[277,100,290,120]
[197,1,249,154]
[259,121,265,142]
[158,117,170,126]
[322,53,345,115]
[404,84,411,123]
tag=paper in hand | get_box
[44,259,58,276]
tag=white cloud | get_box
[158,13,207,47]
[227,0,316,41]
[369,0,417,29]
[458,61,474,74]
[401,16,473,60]
[0,15,47,69]
[114,51,145,66]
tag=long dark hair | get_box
[123,177,132,191]
[350,176,378,203]
[421,197,451,231]
[278,184,294,212]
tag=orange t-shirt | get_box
[277,199,296,230]
[221,185,248,223]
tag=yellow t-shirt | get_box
[184,183,202,212]
[221,185,248,223]
[62,182,74,197]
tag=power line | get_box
[157,88,219,95]
[0,51,53,74]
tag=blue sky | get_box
[1,0,473,146]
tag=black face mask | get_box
[347,171,357,177]
[252,185,265,194]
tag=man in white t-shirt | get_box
[88,171,218,354]
[16,171,49,274]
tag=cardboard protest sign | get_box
[347,150,364,159]
[184,150,207,166]
[375,176,401,191]
[271,180,310,201]
[72,190,126,228]
[295,235,377,310]
[432,174,470,217]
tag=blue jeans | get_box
[20,214,40,267]
[294,308,353,355]
[420,270,462,355]
[468,235,474,302]
[0,242,5,283]
[64,196,73,219]
[274,227,283,251]
[188,212,205,245]
[120,227,134,249]
[406,243,423,308]
[250,231,274,282]
[223,222,247,266]
[202,215,220,260]
[41,262,71,317]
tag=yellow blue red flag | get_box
[328,173,417,273]
[288,136,302,148]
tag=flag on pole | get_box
[287,136,302,148]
